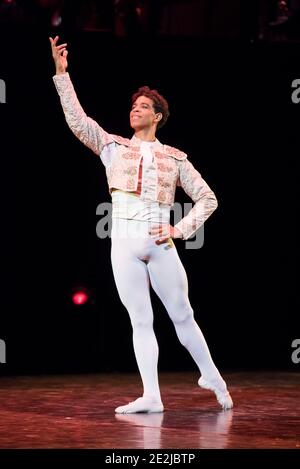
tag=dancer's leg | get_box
[111,222,163,413]
[147,242,233,409]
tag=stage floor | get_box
[0,371,299,449]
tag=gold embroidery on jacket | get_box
[122,151,140,160]
[124,167,137,176]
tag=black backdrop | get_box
[0,24,298,375]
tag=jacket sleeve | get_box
[174,158,218,240]
[52,73,113,155]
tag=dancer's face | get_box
[130,96,161,131]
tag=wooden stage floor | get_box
[0,371,299,450]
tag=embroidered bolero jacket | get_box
[53,73,218,240]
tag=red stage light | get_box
[72,290,89,306]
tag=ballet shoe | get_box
[198,377,233,410]
[115,396,164,414]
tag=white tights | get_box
[111,219,224,403]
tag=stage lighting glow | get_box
[72,290,89,306]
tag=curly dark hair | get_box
[131,86,170,130]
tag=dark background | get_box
[0,0,298,376]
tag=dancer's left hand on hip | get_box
[149,224,183,244]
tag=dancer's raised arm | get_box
[49,36,112,156]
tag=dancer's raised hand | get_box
[49,35,68,75]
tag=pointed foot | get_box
[198,377,233,410]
